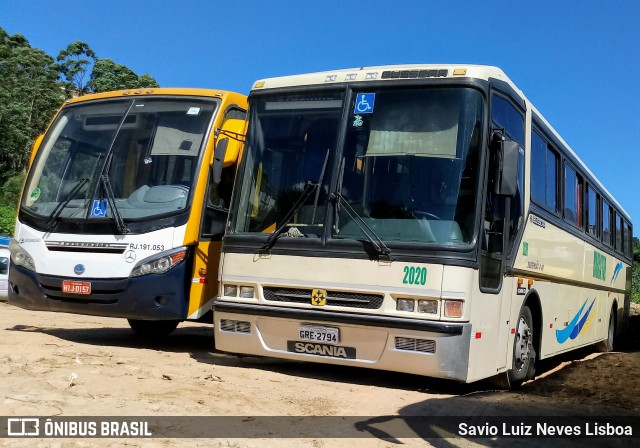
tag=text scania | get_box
[294,342,348,358]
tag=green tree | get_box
[1,172,26,207]
[0,26,65,186]
[0,26,160,214]
[87,58,159,93]
[57,41,97,95]
[0,205,16,235]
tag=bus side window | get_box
[602,200,612,246]
[563,162,583,228]
[481,92,524,290]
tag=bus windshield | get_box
[22,97,217,228]
[230,87,483,246]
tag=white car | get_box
[0,245,9,300]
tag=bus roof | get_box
[251,64,630,222]
[251,64,515,91]
[64,88,246,105]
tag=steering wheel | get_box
[413,211,441,221]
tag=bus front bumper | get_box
[8,263,189,320]
[213,301,472,382]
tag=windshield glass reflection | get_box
[22,97,217,224]
[335,88,483,246]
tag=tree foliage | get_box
[0,26,160,193]
[88,58,159,93]
[0,206,16,235]
[57,41,97,95]
[0,27,66,184]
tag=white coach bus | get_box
[213,65,632,387]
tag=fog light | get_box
[418,299,438,314]
[444,300,464,318]
[239,286,255,298]
[223,285,238,297]
[396,298,415,312]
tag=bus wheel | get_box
[127,319,180,337]
[596,308,615,352]
[505,305,536,389]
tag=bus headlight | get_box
[417,299,438,314]
[239,286,255,298]
[223,285,238,297]
[130,247,188,278]
[9,239,35,271]
[396,298,415,312]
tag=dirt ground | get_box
[1,302,639,447]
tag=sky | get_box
[3,0,640,226]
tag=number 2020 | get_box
[403,266,427,285]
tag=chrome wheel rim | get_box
[514,315,532,371]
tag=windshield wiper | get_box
[100,171,129,234]
[260,182,319,251]
[331,191,392,260]
[87,99,135,231]
[46,178,90,231]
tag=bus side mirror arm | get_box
[491,131,519,196]
[211,138,229,185]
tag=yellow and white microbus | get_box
[9,88,247,336]
[213,65,632,387]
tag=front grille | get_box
[220,319,251,333]
[45,241,128,254]
[395,337,436,354]
[263,287,383,309]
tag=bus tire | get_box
[507,305,536,388]
[596,308,615,352]
[127,319,180,337]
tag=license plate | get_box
[62,280,91,295]
[299,325,339,344]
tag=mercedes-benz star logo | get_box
[74,264,85,275]
[124,250,136,263]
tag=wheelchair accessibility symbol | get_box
[354,93,375,114]
[91,199,107,217]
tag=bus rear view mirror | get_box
[492,135,519,197]
[212,138,229,185]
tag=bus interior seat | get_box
[430,220,464,244]
[127,184,189,209]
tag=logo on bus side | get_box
[593,251,607,281]
[556,299,595,344]
[610,262,623,285]
[530,215,546,228]
[311,289,327,306]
